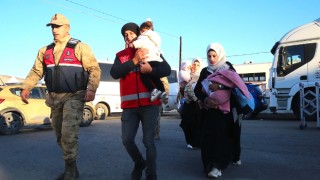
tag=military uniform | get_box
[154,77,169,140]
[21,14,101,180]
[22,34,100,160]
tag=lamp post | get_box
[179,36,182,70]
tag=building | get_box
[233,62,272,92]
[0,75,24,85]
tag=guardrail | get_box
[299,82,320,129]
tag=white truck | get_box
[268,17,320,120]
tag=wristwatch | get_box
[218,84,224,89]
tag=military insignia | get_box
[64,58,73,62]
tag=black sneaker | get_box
[131,160,146,180]
[146,175,157,180]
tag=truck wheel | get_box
[0,112,23,135]
[81,107,94,127]
[95,103,109,120]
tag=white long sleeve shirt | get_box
[133,29,163,62]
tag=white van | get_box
[93,62,122,119]
[94,62,178,118]
[162,69,179,113]
[268,17,320,120]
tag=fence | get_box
[299,82,320,129]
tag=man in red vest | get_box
[110,22,171,180]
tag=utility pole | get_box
[179,36,182,70]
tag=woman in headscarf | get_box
[194,43,238,178]
[179,57,203,149]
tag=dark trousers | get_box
[141,74,165,92]
[140,61,165,92]
[231,119,241,162]
[179,101,202,148]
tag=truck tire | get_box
[81,107,94,127]
[95,103,109,120]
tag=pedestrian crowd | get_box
[20,13,249,180]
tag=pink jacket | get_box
[206,69,250,114]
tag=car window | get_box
[29,88,42,99]
[10,88,21,96]
[9,87,46,99]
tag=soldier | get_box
[154,77,169,140]
[20,13,101,180]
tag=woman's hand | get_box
[209,82,220,91]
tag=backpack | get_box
[232,86,255,115]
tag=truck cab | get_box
[268,18,320,119]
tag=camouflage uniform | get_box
[21,34,101,162]
[155,77,169,140]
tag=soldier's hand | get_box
[84,90,95,102]
[20,89,30,104]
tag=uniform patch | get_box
[64,58,74,62]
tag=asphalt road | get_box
[0,111,320,180]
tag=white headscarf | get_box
[187,57,204,85]
[192,57,204,75]
[206,43,229,73]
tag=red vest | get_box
[116,48,161,108]
[43,38,88,93]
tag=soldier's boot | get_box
[63,161,76,180]
[55,161,79,180]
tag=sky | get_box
[0,0,319,78]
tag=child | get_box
[133,18,162,62]
[178,61,191,88]
[128,18,166,102]
[184,73,199,103]
[203,69,250,114]
[177,61,191,104]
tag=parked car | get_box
[244,83,268,119]
[0,84,96,135]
